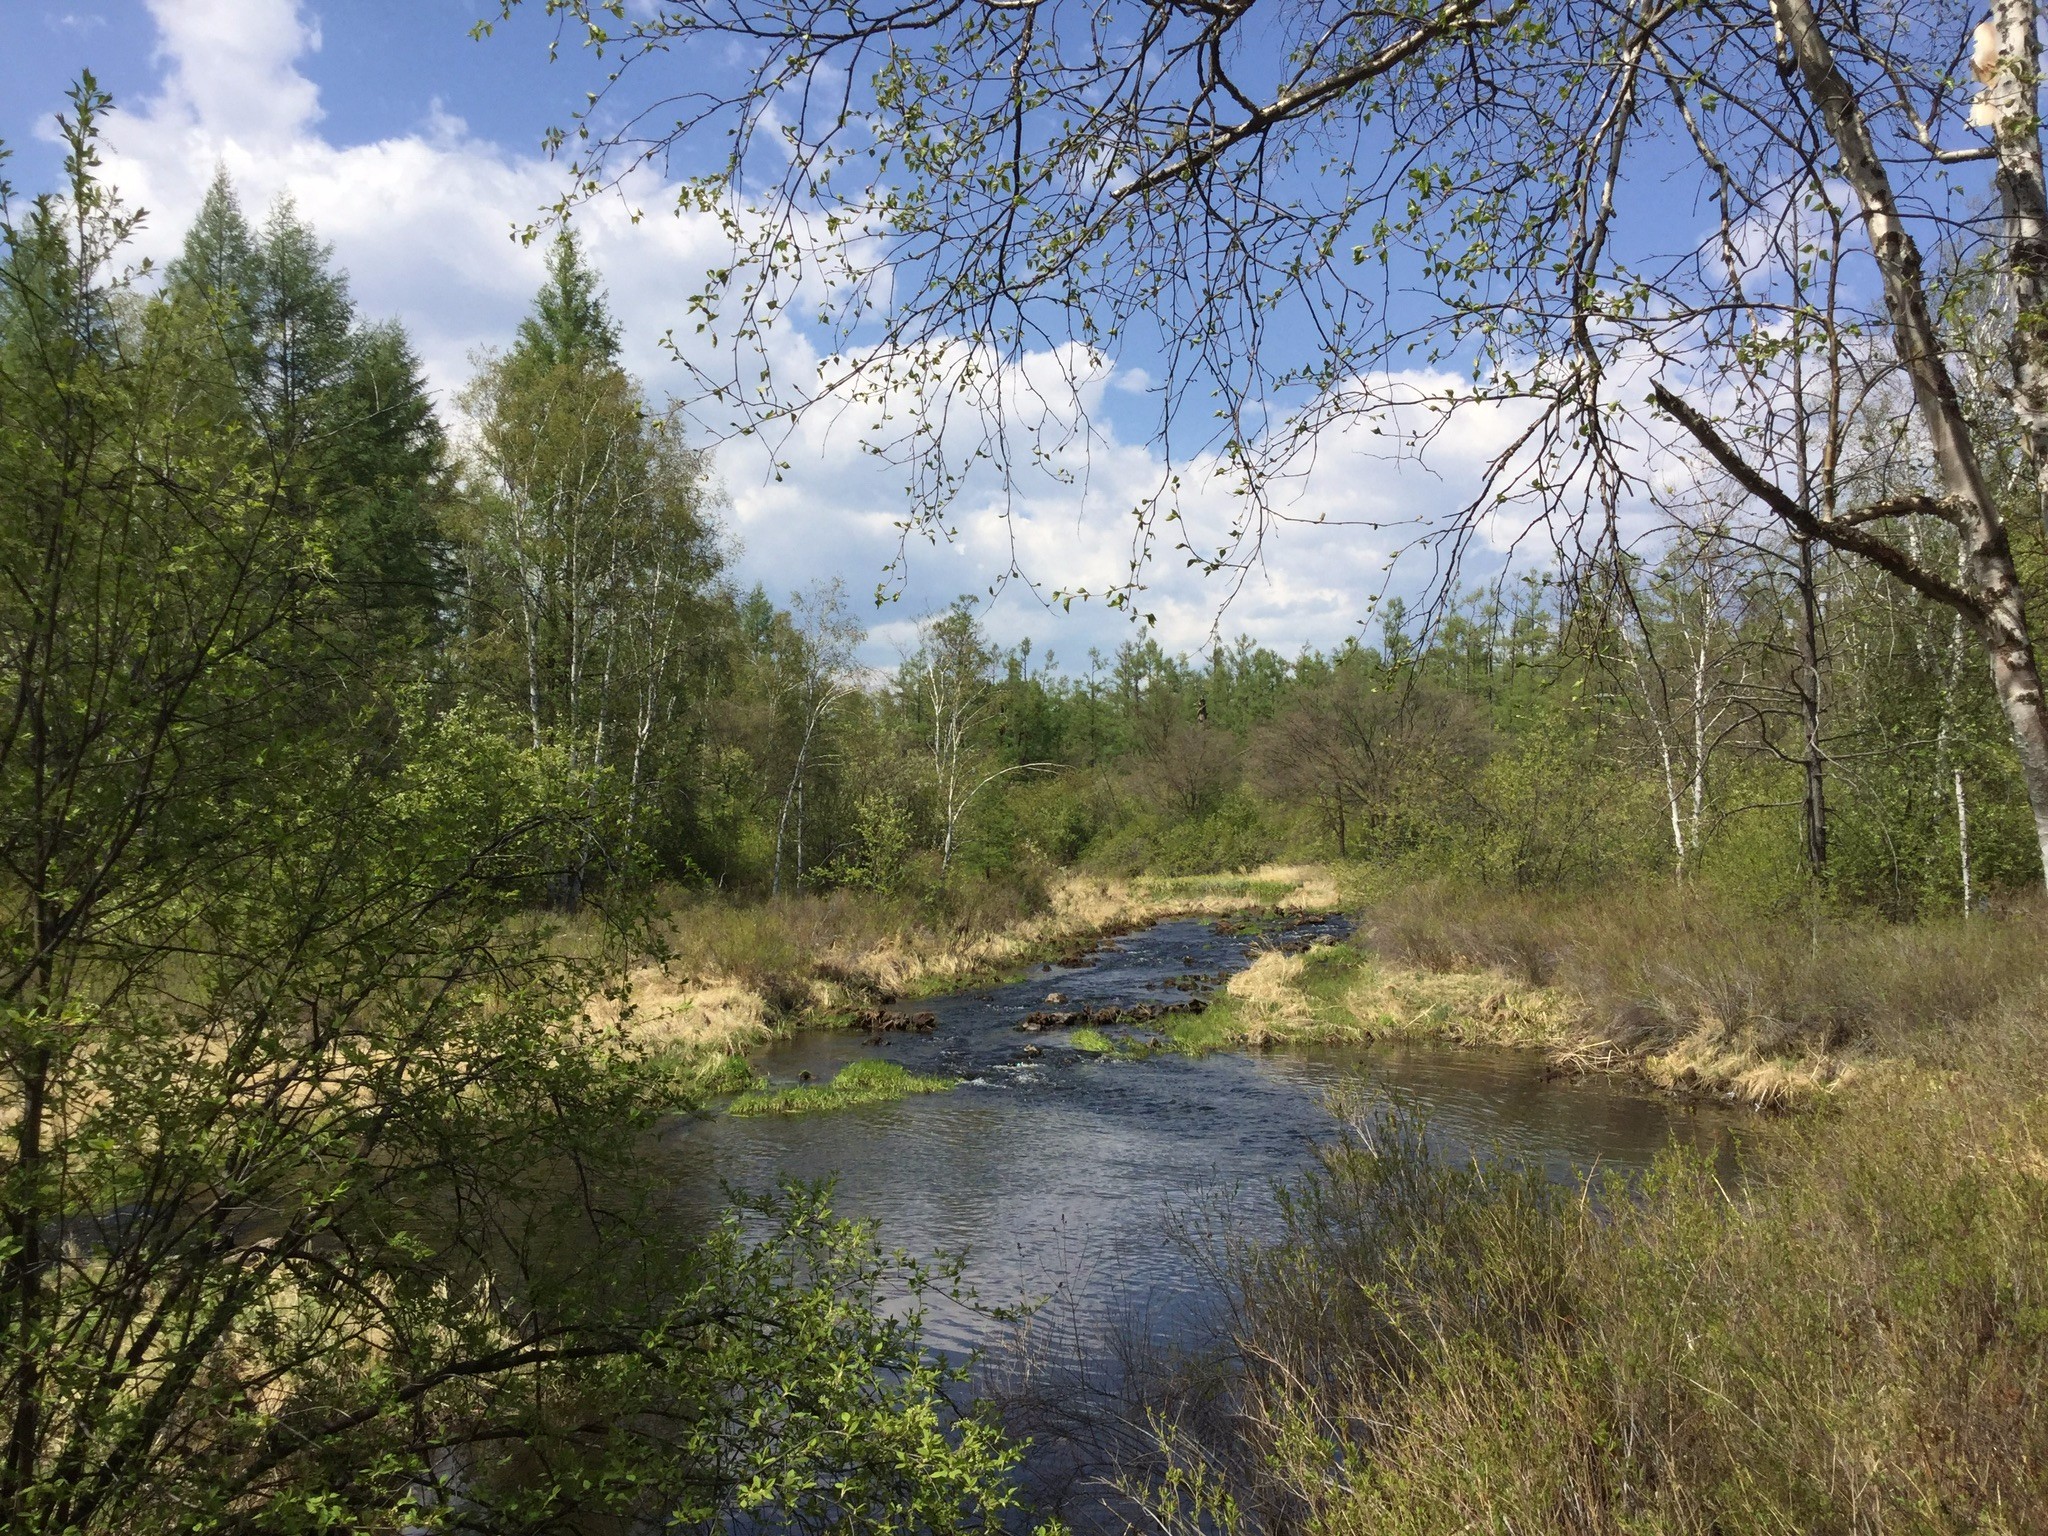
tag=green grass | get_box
[728,1058,954,1116]
[1064,1025,1182,1061]
[691,1051,766,1096]
[1133,874,1298,905]
[1159,1005,1237,1054]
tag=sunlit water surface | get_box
[651,916,1731,1357]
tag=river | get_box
[651,912,1733,1523]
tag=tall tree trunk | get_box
[1774,0,2048,885]
[1955,766,1975,915]
[772,699,827,899]
[1794,536,1828,877]
[1984,0,2048,546]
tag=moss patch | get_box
[728,1058,954,1116]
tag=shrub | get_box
[1127,1064,2048,1533]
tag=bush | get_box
[1085,789,1287,877]
[1349,876,2048,1065]
[1128,1062,2048,1534]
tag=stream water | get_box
[652,914,1732,1361]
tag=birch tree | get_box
[1597,537,1773,882]
[901,600,1055,875]
[458,232,723,894]
[769,581,863,895]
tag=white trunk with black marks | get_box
[772,692,834,898]
[1618,606,1690,878]
[1775,0,2048,886]
[1983,0,2048,545]
[1794,537,1827,876]
[1956,766,1975,915]
[1688,618,1710,857]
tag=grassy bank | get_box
[1118,1013,2048,1533]
[1167,878,2048,1106]
[586,864,1343,1080]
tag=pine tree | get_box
[250,197,355,455]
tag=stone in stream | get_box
[1019,1009,1085,1032]
[1044,992,1066,1005]
[1017,999,1189,1031]
[855,1007,939,1033]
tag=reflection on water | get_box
[652,917,1733,1357]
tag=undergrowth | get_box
[1124,1034,2048,1532]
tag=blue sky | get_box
[1,0,1525,668]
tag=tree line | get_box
[110,154,2018,920]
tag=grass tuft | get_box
[691,1051,765,1097]
[727,1057,954,1116]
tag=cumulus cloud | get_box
[84,0,1554,668]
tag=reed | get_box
[1125,1038,2048,1533]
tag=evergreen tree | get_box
[514,227,620,368]
[172,181,452,654]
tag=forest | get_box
[13,158,2007,928]
[5,6,2048,1528]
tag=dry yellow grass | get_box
[1340,965,1578,1048]
[1222,952,1317,1043]
[587,976,776,1058]
[1635,1022,1862,1108]
[595,864,1341,1063]
[1212,938,1862,1109]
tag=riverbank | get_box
[1106,1025,2048,1534]
[1183,938,1850,1107]
[588,865,1344,1088]
[593,866,2048,1110]
[1167,876,2048,1107]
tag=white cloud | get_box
[88,0,1562,668]
[143,0,323,146]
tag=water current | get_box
[652,914,1732,1359]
